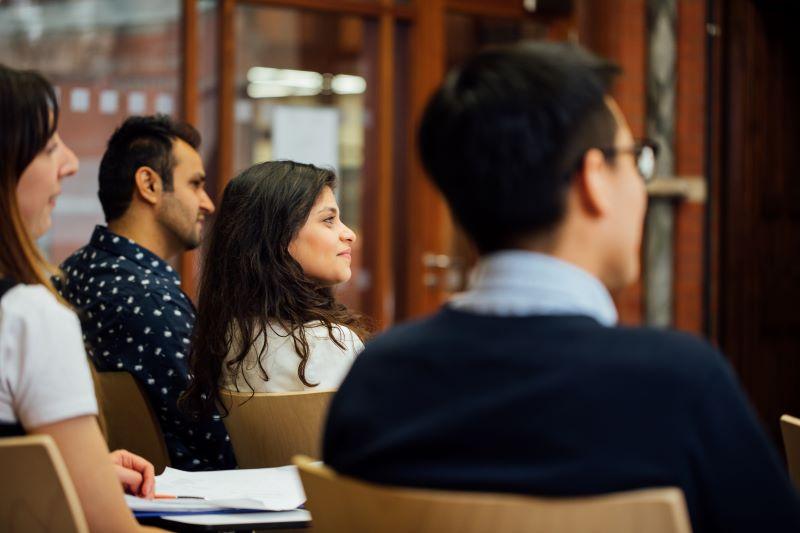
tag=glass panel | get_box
[0,0,181,265]
[234,5,377,312]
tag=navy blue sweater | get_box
[323,308,800,532]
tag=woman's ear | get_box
[134,166,162,206]
[575,148,611,217]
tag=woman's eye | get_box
[324,217,335,224]
[45,143,58,154]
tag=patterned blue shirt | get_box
[57,225,236,470]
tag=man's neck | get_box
[107,215,178,261]
[511,232,606,289]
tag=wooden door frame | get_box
[179,0,200,299]
[708,0,800,442]
[180,0,567,324]
[180,0,403,329]
[400,0,572,320]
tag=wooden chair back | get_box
[220,389,334,468]
[294,456,693,533]
[89,363,170,473]
[780,414,800,489]
[0,434,89,533]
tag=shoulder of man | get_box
[361,311,727,386]
[584,324,731,390]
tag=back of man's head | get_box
[419,41,620,254]
[98,114,201,222]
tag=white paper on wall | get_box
[155,93,175,115]
[70,88,90,113]
[235,99,254,124]
[128,91,147,114]
[272,105,339,175]
[99,90,119,114]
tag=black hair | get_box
[98,114,201,222]
[418,41,620,253]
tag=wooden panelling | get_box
[401,0,450,318]
[180,0,201,301]
[447,0,572,18]
[364,3,396,328]
[238,0,414,19]
[217,0,236,192]
[714,0,800,442]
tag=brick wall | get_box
[673,0,707,334]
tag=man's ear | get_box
[575,148,611,217]
[134,166,163,206]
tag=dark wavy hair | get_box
[181,160,368,417]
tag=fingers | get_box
[114,464,144,495]
[109,450,156,498]
[121,452,155,497]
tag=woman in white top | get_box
[0,64,160,531]
[182,161,368,417]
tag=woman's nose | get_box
[341,224,356,243]
[59,142,79,179]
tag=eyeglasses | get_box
[599,139,659,182]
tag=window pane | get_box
[0,0,181,264]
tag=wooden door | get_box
[398,1,576,320]
[712,0,800,441]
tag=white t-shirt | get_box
[0,284,98,429]
[223,322,363,393]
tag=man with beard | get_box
[59,115,235,470]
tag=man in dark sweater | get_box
[322,42,800,532]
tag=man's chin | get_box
[181,234,202,252]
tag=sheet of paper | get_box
[152,465,307,511]
[125,495,228,513]
[161,509,311,526]
[272,105,340,175]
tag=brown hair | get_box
[0,64,60,292]
[181,161,369,418]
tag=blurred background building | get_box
[1,0,798,443]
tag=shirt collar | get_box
[449,250,618,326]
[89,225,180,282]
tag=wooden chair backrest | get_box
[294,456,693,533]
[89,363,170,473]
[0,434,89,533]
[220,389,335,468]
[781,414,800,490]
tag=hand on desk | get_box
[109,449,155,498]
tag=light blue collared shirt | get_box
[449,250,618,327]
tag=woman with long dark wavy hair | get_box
[182,160,368,417]
[0,64,159,531]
